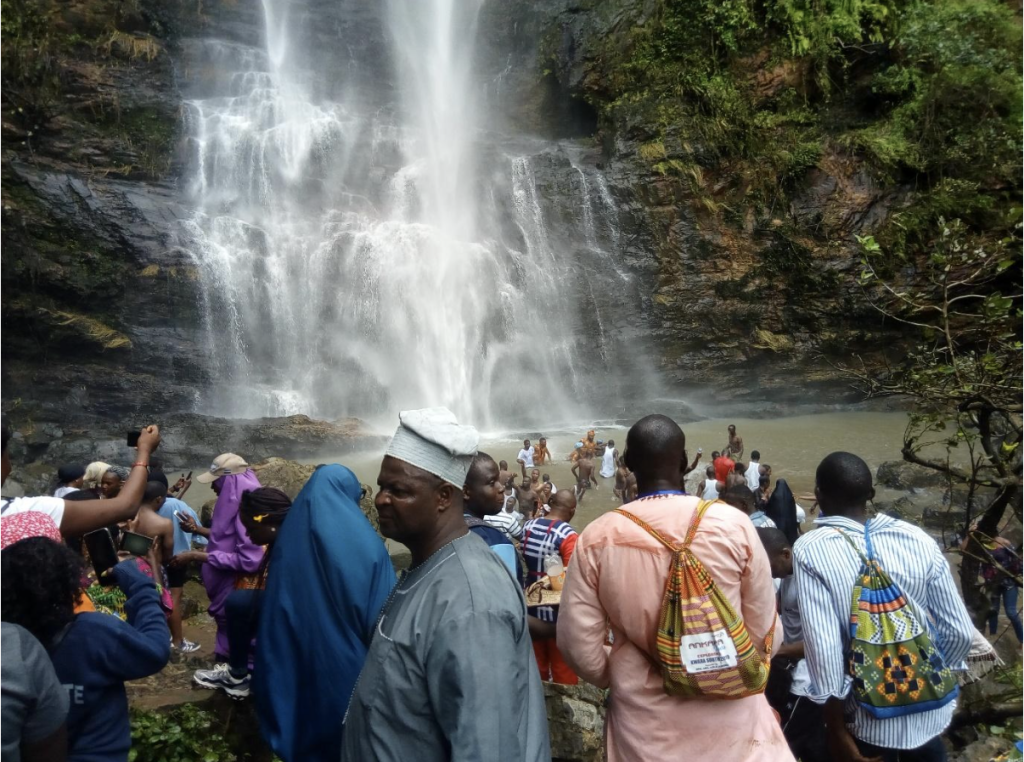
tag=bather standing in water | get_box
[572,451,598,503]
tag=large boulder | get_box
[876,460,947,491]
[250,458,317,500]
[250,457,380,531]
[544,682,606,762]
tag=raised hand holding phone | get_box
[177,512,199,534]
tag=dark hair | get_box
[624,414,686,479]
[751,450,761,461]
[57,464,86,485]
[711,451,720,460]
[2,538,84,645]
[757,527,791,557]
[143,480,168,503]
[148,470,169,489]
[468,452,495,481]
[239,487,292,527]
[759,475,770,486]
[816,452,873,505]
[734,462,745,472]
[721,484,756,511]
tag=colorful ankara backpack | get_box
[834,526,958,718]
[615,500,772,699]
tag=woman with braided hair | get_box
[192,487,292,699]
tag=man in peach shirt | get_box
[558,414,792,761]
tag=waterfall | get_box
[180,0,652,429]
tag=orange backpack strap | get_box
[616,499,717,552]
[614,509,680,552]
[682,499,715,549]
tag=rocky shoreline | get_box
[2,413,383,496]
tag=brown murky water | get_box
[179,411,919,541]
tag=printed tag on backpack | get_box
[680,631,739,674]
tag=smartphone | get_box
[126,430,141,448]
[120,530,154,557]
[84,529,119,581]
[185,471,193,480]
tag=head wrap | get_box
[1,512,63,549]
[765,478,799,545]
[255,465,395,762]
[57,464,86,484]
[84,461,111,489]
[384,407,478,487]
[240,487,293,526]
[106,465,131,481]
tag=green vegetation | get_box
[567,0,1021,233]
[849,219,1021,621]
[0,0,180,177]
[129,705,237,762]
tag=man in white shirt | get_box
[1,419,162,537]
[794,452,973,762]
[745,450,762,491]
[516,439,535,479]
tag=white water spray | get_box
[181,0,648,429]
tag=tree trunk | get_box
[960,483,1016,625]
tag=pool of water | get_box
[178,411,919,538]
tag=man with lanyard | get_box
[558,415,786,761]
[522,489,579,685]
[341,408,549,762]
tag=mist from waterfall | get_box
[181,0,654,430]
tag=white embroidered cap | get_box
[385,407,479,487]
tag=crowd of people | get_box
[0,411,1019,762]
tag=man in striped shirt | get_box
[794,452,973,762]
[522,489,579,685]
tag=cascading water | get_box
[181,0,655,430]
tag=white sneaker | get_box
[176,639,201,654]
[192,663,250,699]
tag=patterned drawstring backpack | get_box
[615,499,772,698]
[834,526,958,718]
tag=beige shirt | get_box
[557,494,792,761]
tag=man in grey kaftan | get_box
[341,531,551,762]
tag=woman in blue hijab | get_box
[254,465,396,762]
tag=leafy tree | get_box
[850,219,1022,620]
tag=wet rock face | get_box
[2,0,907,439]
[1,0,210,425]
[876,460,949,491]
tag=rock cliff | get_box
[2,0,1018,431]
